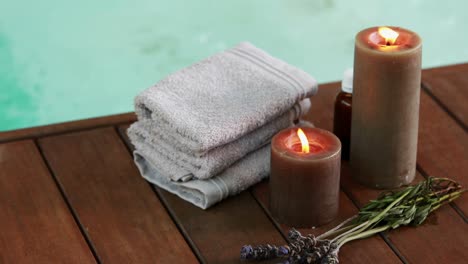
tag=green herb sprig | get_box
[240,177,465,264]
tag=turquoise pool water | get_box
[1,0,467,131]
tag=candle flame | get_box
[378,27,399,45]
[297,128,310,154]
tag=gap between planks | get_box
[33,139,103,264]
[113,126,206,264]
[421,82,467,132]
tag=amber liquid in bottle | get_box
[333,91,352,160]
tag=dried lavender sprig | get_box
[241,177,465,264]
[288,229,336,263]
[286,238,339,264]
[240,244,289,260]
[241,230,327,262]
[288,229,319,249]
[307,241,333,263]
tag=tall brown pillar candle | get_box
[270,127,341,227]
[351,26,422,188]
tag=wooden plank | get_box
[308,81,468,263]
[418,86,468,215]
[38,127,197,264]
[422,63,468,126]
[0,140,95,264]
[158,189,286,264]
[118,125,286,264]
[0,112,136,144]
[251,181,402,264]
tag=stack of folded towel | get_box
[128,42,318,209]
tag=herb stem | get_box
[317,215,357,239]
[330,220,369,243]
[337,225,390,249]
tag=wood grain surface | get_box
[0,140,96,264]
[418,89,468,216]
[422,63,468,127]
[38,128,197,264]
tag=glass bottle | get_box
[333,68,353,160]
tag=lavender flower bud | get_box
[288,229,301,241]
[320,252,339,264]
[240,245,254,260]
[240,244,290,261]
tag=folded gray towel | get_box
[134,42,318,154]
[130,42,318,209]
[133,145,270,209]
[128,99,310,181]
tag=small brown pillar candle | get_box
[270,127,341,227]
[351,26,422,188]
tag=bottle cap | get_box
[341,68,353,93]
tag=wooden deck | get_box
[1,64,467,264]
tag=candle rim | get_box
[356,26,422,55]
[271,127,341,160]
[272,146,341,162]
